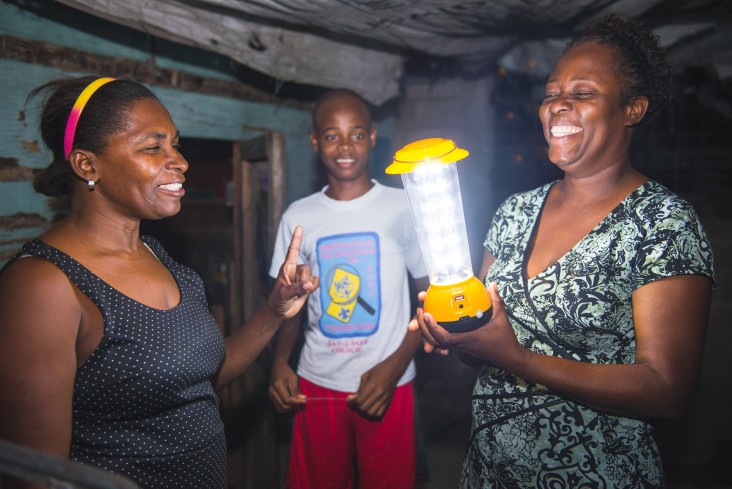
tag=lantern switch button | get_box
[452,295,470,314]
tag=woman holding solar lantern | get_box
[410,14,714,488]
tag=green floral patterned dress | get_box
[462,181,715,488]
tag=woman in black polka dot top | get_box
[0,76,318,488]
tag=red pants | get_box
[286,378,416,489]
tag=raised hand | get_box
[268,225,319,319]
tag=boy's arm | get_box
[268,311,306,413]
[348,276,430,418]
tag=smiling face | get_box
[310,92,376,186]
[539,43,643,177]
[92,98,189,220]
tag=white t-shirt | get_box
[269,181,427,392]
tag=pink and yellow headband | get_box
[63,77,116,161]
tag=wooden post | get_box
[225,134,288,488]
[267,132,287,251]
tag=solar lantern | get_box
[387,138,491,333]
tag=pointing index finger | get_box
[282,225,303,282]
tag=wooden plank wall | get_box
[0,0,316,263]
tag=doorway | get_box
[141,137,234,330]
[140,132,288,489]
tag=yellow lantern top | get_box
[386,137,469,174]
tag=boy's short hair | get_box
[311,88,372,131]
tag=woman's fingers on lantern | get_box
[422,311,440,331]
[414,309,448,350]
[424,313,458,348]
[422,339,449,355]
[415,308,434,337]
[421,312,444,344]
[414,311,429,336]
[408,314,421,332]
[487,282,503,314]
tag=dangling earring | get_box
[87,180,96,191]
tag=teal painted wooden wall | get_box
[0,0,320,261]
[0,0,399,263]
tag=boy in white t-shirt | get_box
[268,88,429,489]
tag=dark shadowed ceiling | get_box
[54,0,732,105]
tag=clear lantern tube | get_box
[400,162,473,286]
[387,137,491,333]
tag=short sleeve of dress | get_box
[630,191,715,291]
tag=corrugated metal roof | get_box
[54,0,732,105]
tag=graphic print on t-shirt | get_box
[317,232,381,338]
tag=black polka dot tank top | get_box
[13,237,228,488]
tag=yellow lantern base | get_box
[423,276,492,333]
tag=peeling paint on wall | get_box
[0,158,40,182]
[20,140,41,153]
[0,212,49,231]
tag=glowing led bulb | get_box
[402,162,474,285]
[386,138,492,333]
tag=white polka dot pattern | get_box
[16,237,228,488]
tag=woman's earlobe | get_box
[68,150,98,184]
[626,96,649,127]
